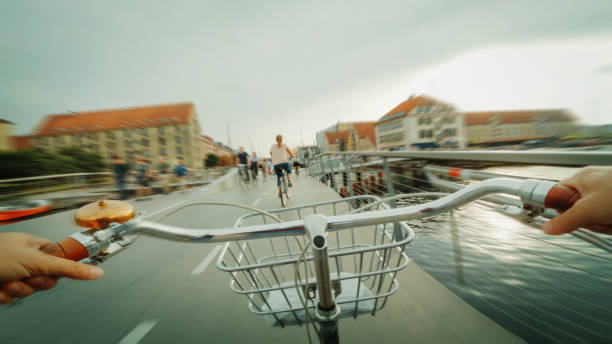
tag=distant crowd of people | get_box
[111,155,188,199]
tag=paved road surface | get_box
[0,171,521,343]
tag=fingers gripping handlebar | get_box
[544,184,581,213]
[42,237,89,261]
[41,178,581,262]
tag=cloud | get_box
[1,0,612,153]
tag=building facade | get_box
[0,119,14,151]
[375,95,464,150]
[30,103,205,168]
[464,109,576,146]
[318,122,376,153]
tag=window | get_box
[174,125,181,133]
[378,120,403,132]
[158,137,166,145]
[140,128,148,136]
[159,147,167,156]
[142,138,149,146]
[428,130,433,138]
[124,130,132,138]
[158,127,165,135]
[90,144,99,152]
[124,140,132,148]
[176,146,183,154]
[88,133,98,141]
[175,135,182,144]
[72,135,82,144]
[142,149,149,157]
[106,132,116,140]
[107,142,114,150]
[419,130,424,138]
[54,136,65,144]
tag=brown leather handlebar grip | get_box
[41,237,89,261]
[544,184,581,213]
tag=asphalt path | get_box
[0,172,520,344]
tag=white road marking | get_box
[252,197,262,206]
[191,245,223,275]
[118,319,158,344]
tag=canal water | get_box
[401,165,611,343]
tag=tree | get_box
[205,153,219,168]
[58,146,106,172]
[0,147,107,179]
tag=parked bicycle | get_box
[40,177,578,344]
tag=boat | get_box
[0,200,53,221]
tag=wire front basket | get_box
[216,195,414,327]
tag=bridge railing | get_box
[306,150,612,200]
[0,168,228,199]
[305,149,612,343]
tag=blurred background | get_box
[1,2,611,343]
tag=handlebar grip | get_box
[544,184,581,213]
[41,237,89,261]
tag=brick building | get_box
[318,121,377,152]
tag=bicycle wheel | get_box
[284,175,290,199]
[280,174,288,207]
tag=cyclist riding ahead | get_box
[270,134,295,197]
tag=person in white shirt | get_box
[270,135,295,195]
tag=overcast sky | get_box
[1,1,611,155]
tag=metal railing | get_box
[0,168,229,199]
[305,149,612,343]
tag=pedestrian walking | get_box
[111,155,128,200]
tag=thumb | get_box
[541,200,589,235]
[38,256,104,280]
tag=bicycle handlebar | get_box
[543,184,580,213]
[41,178,580,262]
[42,237,90,261]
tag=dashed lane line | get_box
[118,319,158,344]
[191,245,223,275]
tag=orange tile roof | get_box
[352,121,376,144]
[377,95,438,124]
[33,102,194,136]
[202,135,216,143]
[325,130,350,144]
[464,109,575,126]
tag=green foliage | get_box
[0,146,108,179]
[205,153,219,168]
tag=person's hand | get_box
[0,232,104,305]
[542,166,612,235]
